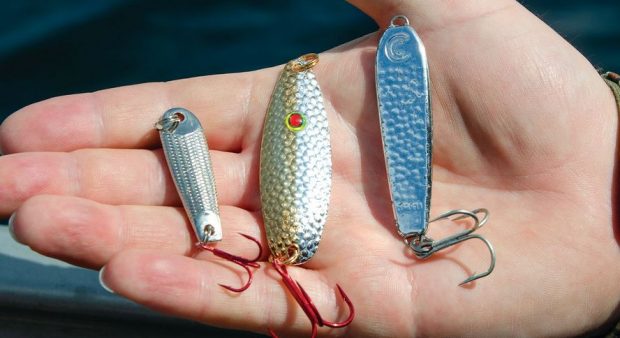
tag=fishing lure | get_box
[260,54,354,337]
[376,15,495,285]
[156,108,261,292]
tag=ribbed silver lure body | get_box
[376,16,432,238]
[156,108,221,244]
[260,54,332,265]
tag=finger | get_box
[0,148,258,216]
[0,70,276,154]
[10,195,264,269]
[347,0,517,29]
[101,249,350,337]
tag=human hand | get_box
[2,0,619,336]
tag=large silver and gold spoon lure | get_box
[260,54,354,338]
[376,15,496,285]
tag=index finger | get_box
[0,70,276,154]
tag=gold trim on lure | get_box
[259,54,354,338]
[260,53,333,265]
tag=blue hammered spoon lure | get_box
[376,15,495,285]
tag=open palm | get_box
[2,1,618,337]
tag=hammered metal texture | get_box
[158,108,222,243]
[376,24,432,236]
[260,58,332,265]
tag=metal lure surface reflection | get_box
[376,16,495,285]
[260,54,354,338]
[157,108,222,243]
[376,15,432,237]
[260,53,332,265]
[156,108,261,292]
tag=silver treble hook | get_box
[406,209,496,286]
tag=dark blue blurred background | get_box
[0,0,377,117]
[0,0,619,119]
[0,1,618,337]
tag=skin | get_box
[1,0,619,336]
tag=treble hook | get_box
[407,208,496,285]
[198,233,263,292]
[268,259,355,338]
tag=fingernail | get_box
[98,266,115,294]
[8,212,23,244]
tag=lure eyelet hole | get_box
[271,244,300,265]
[406,235,433,254]
[290,53,319,72]
[203,224,216,242]
[389,15,410,27]
[155,112,183,132]
[173,112,185,123]
[284,244,300,265]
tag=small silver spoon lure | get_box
[156,107,262,292]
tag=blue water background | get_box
[0,0,618,119]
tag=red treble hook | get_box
[269,259,355,338]
[198,233,263,292]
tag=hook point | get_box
[218,263,254,293]
[414,209,496,285]
[238,232,263,262]
[199,233,263,292]
[269,259,354,335]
